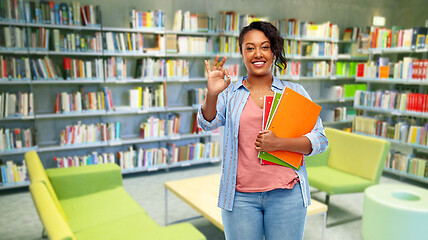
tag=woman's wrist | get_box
[206,91,219,99]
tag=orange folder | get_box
[265,87,322,169]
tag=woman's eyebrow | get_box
[244,41,270,45]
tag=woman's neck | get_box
[246,73,273,88]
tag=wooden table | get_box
[164,174,328,239]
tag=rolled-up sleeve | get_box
[304,117,328,156]
[296,84,328,156]
[197,89,227,131]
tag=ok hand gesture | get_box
[205,55,231,97]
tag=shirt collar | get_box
[233,75,285,92]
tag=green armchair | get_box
[25,151,206,240]
[306,127,390,206]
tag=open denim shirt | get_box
[197,75,328,211]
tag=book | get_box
[258,87,322,169]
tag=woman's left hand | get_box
[255,130,279,152]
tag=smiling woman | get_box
[198,21,328,240]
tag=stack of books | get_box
[258,87,321,169]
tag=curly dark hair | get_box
[239,21,287,70]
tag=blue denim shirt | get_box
[197,76,328,211]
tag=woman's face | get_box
[241,29,274,77]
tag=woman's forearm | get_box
[201,93,218,122]
[274,136,312,155]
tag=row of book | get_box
[52,29,102,52]
[1,56,193,80]
[135,58,186,80]
[0,56,60,79]
[353,115,428,146]
[104,32,144,52]
[55,151,115,168]
[354,90,428,113]
[0,26,27,49]
[54,87,113,113]
[0,92,33,118]
[333,106,353,122]
[167,35,237,54]
[0,26,101,51]
[276,61,332,78]
[139,115,180,139]
[356,58,428,80]
[0,127,34,152]
[177,36,210,54]
[60,121,120,146]
[363,26,427,50]
[130,9,165,29]
[104,57,172,79]
[104,57,129,79]
[284,39,300,56]
[335,61,358,77]
[128,84,165,109]
[301,42,338,57]
[218,36,239,54]
[63,57,104,79]
[342,27,370,42]
[118,147,167,170]
[275,60,300,77]
[0,1,101,26]
[329,84,367,100]
[188,88,207,106]
[165,59,188,78]
[54,140,220,170]
[168,141,220,164]
[6,84,166,115]
[386,151,428,178]
[217,11,263,33]
[304,61,330,77]
[272,19,339,39]
[0,160,27,185]
[172,10,215,32]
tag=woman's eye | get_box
[262,46,270,50]
[246,47,254,50]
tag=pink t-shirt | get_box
[236,96,299,192]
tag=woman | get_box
[197,21,328,240]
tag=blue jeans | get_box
[222,182,307,240]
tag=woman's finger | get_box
[212,55,220,70]
[222,69,230,79]
[258,130,270,135]
[204,60,210,75]
[224,68,230,78]
[218,56,227,70]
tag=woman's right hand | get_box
[204,55,231,97]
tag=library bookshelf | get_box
[0,6,368,189]
[353,26,428,184]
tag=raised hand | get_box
[205,55,231,97]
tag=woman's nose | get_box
[255,47,262,58]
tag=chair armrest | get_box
[46,163,123,199]
[305,147,330,167]
[30,182,75,240]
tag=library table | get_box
[164,174,328,240]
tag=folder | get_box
[259,87,321,169]
[262,95,274,130]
